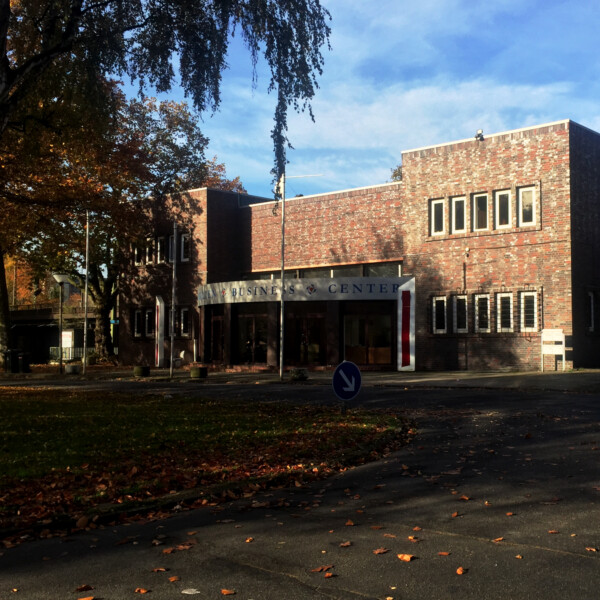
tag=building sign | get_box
[198,276,415,372]
[198,277,414,305]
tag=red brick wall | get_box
[401,122,573,369]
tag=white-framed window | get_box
[473,194,488,231]
[133,309,143,337]
[145,309,155,337]
[168,234,176,263]
[145,238,154,264]
[453,295,468,333]
[181,233,191,262]
[494,190,511,229]
[520,291,538,332]
[432,296,447,334]
[588,292,595,332]
[496,292,513,332]
[133,245,144,265]
[157,237,166,263]
[474,294,491,332]
[180,307,190,337]
[430,199,445,236]
[518,187,536,226]
[451,196,466,233]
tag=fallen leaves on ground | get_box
[221,590,236,596]
[373,548,389,554]
[0,392,413,541]
[397,553,415,562]
[456,567,466,575]
[311,565,334,572]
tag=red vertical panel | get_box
[401,290,411,367]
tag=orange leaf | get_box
[460,495,470,501]
[383,533,397,538]
[493,537,504,543]
[324,572,334,579]
[75,586,94,592]
[311,565,334,572]
[245,537,254,543]
[221,590,236,596]
[408,536,419,543]
[135,589,150,594]
[168,576,180,583]
[515,554,523,559]
[345,519,354,526]
[438,551,451,556]
[78,597,94,600]
[548,530,559,534]
[451,511,459,518]
[412,526,422,531]
[373,548,389,555]
[456,567,466,575]
[340,541,352,547]
[397,553,415,562]
[370,525,383,530]
[586,547,598,552]
[152,567,168,572]
[506,512,514,516]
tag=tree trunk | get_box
[94,306,115,358]
[0,246,12,365]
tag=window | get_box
[452,197,466,233]
[453,295,468,333]
[180,307,190,337]
[496,293,513,332]
[157,237,166,263]
[133,310,143,337]
[473,194,488,231]
[474,294,490,332]
[518,187,536,226]
[366,262,402,277]
[520,291,538,332]
[145,309,155,337]
[181,233,191,262]
[588,292,595,332]
[430,199,445,235]
[495,190,511,229]
[133,245,144,265]
[145,239,154,264]
[432,296,447,334]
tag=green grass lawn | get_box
[0,386,412,535]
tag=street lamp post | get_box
[53,273,70,374]
[276,173,322,381]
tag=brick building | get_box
[119,119,600,371]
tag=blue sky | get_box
[151,0,600,198]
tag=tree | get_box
[0,0,331,355]
[391,165,402,182]
[1,0,331,179]
[18,94,231,358]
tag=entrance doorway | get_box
[344,313,392,365]
[286,314,326,365]
[237,314,268,364]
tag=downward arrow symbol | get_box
[340,370,355,392]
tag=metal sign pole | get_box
[82,210,90,375]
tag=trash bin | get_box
[3,349,20,373]
[18,352,31,373]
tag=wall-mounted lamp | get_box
[475,129,484,141]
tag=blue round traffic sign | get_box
[332,361,362,401]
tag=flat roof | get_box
[402,119,571,155]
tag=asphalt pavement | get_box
[1,369,599,599]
